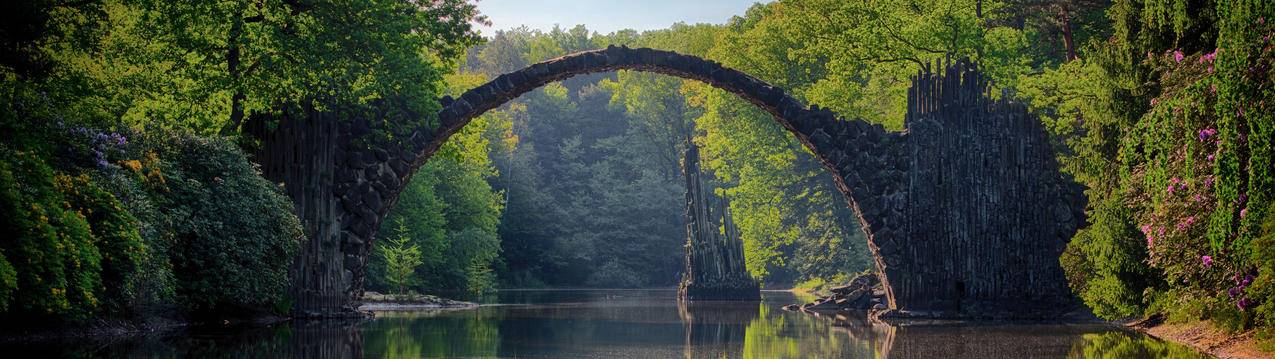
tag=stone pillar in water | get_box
[678,140,760,301]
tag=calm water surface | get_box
[12,289,1206,358]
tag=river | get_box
[6,289,1206,358]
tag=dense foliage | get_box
[1020,0,1275,332]
[0,117,302,321]
[147,132,303,315]
[0,0,482,323]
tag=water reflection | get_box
[1068,332,1209,359]
[2,290,1207,358]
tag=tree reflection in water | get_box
[1,290,1209,358]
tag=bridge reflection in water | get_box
[10,290,1204,358]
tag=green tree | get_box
[379,218,424,296]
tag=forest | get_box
[0,0,1273,354]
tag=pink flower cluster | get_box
[1166,177,1187,194]
[1199,49,1218,73]
[1199,49,1217,63]
[1141,224,1157,246]
[1176,216,1197,231]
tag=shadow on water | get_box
[2,290,1206,358]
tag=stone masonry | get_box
[246,46,1085,318]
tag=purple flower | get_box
[1207,154,1215,162]
[1239,194,1248,204]
[92,149,108,169]
[1186,216,1196,225]
[1228,287,1240,299]
[1204,177,1214,187]
[1177,223,1187,231]
[1199,128,1217,141]
[1194,194,1203,202]
[1167,183,1176,194]
[1241,207,1248,219]
[1202,255,1213,267]
[1140,224,1152,234]
[1243,275,1254,287]
[1174,50,1185,63]
[1238,298,1252,310]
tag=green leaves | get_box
[379,218,425,295]
[149,131,302,314]
[0,148,104,321]
[29,0,485,135]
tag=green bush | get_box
[0,148,104,321]
[142,133,302,316]
[0,251,12,312]
[1037,0,1274,328]
[53,173,146,314]
[1253,204,1275,327]
[1060,195,1162,319]
[0,120,304,322]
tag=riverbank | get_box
[358,292,478,312]
[1129,318,1272,359]
[0,310,289,344]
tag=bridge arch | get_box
[411,44,899,300]
[266,46,1085,319]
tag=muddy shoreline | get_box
[1128,318,1271,359]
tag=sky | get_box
[474,0,768,36]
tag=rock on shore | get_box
[783,273,884,313]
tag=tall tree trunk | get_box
[1060,5,1077,61]
[223,10,246,136]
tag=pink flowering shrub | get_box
[1125,14,1274,327]
[1127,70,1233,302]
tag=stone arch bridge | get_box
[244,46,1086,319]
